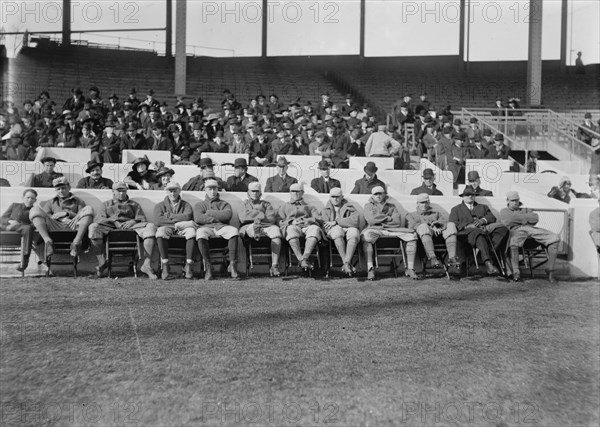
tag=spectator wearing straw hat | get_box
[76,160,113,189]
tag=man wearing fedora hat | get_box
[89,181,158,279]
[147,122,173,152]
[28,156,65,188]
[182,158,229,191]
[351,161,387,194]
[264,157,298,193]
[29,177,95,259]
[500,191,561,283]
[464,171,493,196]
[238,181,283,277]
[410,168,444,196]
[76,160,113,189]
[120,122,147,151]
[525,150,540,173]
[311,160,341,194]
[278,183,323,271]
[151,166,175,190]
[485,133,510,160]
[154,181,197,280]
[193,179,240,280]
[319,187,360,276]
[362,186,419,280]
[188,122,211,165]
[447,132,470,187]
[226,158,258,192]
[248,129,273,166]
[97,120,121,163]
[449,186,509,275]
[407,193,461,269]
[124,156,159,190]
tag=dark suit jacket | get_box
[310,177,341,194]
[449,202,496,232]
[264,174,298,193]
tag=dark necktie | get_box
[324,180,329,193]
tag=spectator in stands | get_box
[575,51,585,74]
[485,133,510,160]
[468,135,488,159]
[193,178,239,280]
[449,186,509,276]
[153,181,196,280]
[278,183,323,271]
[406,193,461,270]
[169,124,190,164]
[365,125,401,158]
[120,123,146,151]
[147,123,173,152]
[30,177,94,260]
[4,136,29,161]
[151,166,175,190]
[447,133,470,187]
[98,121,121,163]
[410,168,443,196]
[341,94,358,116]
[248,130,273,166]
[464,171,493,196]
[584,175,600,199]
[590,198,600,253]
[291,132,310,156]
[264,157,298,193]
[525,150,540,173]
[188,123,211,165]
[182,158,228,191]
[362,186,419,280]
[311,160,341,194]
[124,156,159,190]
[500,191,560,283]
[491,98,506,117]
[271,127,294,158]
[228,129,248,154]
[415,92,431,116]
[547,176,587,203]
[89,181,157,279]
[238,181,283,277]
[28,156,64,188]
[208,130,228,153]
[319,187,360,276]
[76,160,113,189]
[351,161,387,194]
[394,102,414,127]
[226,158,258,192]
[577,113,597,145]
[0,188,40,272]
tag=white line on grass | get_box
[128,304,145,368]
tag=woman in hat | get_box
[124,156,158,190]
[151,167,175,190]
[547,176,586,204]
[98,121,121,163]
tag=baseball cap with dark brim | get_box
[204,179,219,188]
[165,181,181,190]
[112,181,128,190]
[417,193,430,203]
[330,187,343,197]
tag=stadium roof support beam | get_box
[175,0,186,95]
[458,0,466,72]
[526,0,543,106]
[166,0,173,58]
[262,0,267,57]
[62,0,71,47]
[560,0,568,73]
[360,0,365,57]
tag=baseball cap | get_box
[112,181,128,190]
[165,181,181,190]
[204,179,218,188]
[371,186,385,195]
[417,193,430,203]
[52,177,69,187]
[330,187,343,197]
[290,183,303,192]
[248,182,261,192]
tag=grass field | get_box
[1,273,599,426]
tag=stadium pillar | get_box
[560,0,568,73]
[262,0,267,57]
[359,0,365,57]
[526,0,543,106]
[458,0,465,72]
[62,0,71,47]
[175,0,187,95]
[166,0,173,58]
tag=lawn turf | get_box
[1,274,599,426]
